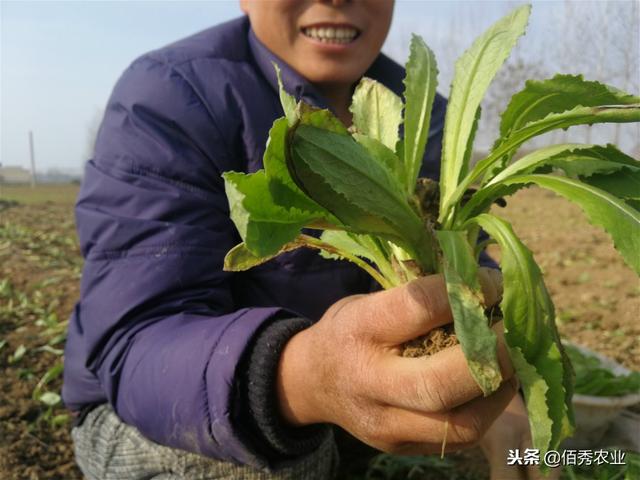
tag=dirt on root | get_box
[402,325,459,358]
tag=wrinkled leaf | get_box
[263,117,332,215]
[403,34,438,194]
[350,78,403,151]
[436,230,502,395]
[223,170,317,257]
[353,133,404,182]
[439,5,531,225]
[287,124,436,271]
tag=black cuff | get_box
[240,317,330,459]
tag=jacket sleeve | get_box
[72,55,294,467]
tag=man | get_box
[64,1,541,478]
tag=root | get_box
[440,418,449,459]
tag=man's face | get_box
[241,0,394,86]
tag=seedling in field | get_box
[223,5,640,460]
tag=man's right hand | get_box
[276,273,517,455]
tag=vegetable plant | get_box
[222,4,640,460]
[565,345,640,397]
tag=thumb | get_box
[362,274,453,345]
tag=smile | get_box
[301,26,360,44]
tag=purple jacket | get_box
[62,16,449,466]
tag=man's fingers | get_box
[361,274,453,345]
[373,334,515,412]
[369,378,518,455]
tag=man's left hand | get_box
[480,392,562,480]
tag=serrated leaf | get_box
[499,174,640,274]
[499,74,640,140]
[580,169,640,200]
[223,170,318,257]
[452,104,640,211]
[436,230,501,395]
[472,213,574,457]
[440,5,531,225]
[274,63,297,126]
[298,103,349,135]
[287,124,436,271]
[350,78,403,151]
[484,144,638,191]
[353,133,404,180]
[403,34,438,194]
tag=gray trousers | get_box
[71,404,340,479]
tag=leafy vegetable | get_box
[222,4,640,458]
[565,345,640,397]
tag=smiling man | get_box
[63,1,537,479]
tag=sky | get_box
[1,0,638,174]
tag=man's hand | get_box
[276,273,518,455]
[480,394,562,480]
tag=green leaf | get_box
[273,63,297,126]
[319,230,376,262]
[487,144,593,186]
[452,104,640,210]
[223,170,318,257]
[223,240,304,271]
[580,169,640,201]
[298,102,349,135]
[439,5,531,225]
[566,344,640,397]
[9,344,27,364]
[403,34,438,194]
[352,133,404,181]
[33,362,64,400]
[263,117,332,216]
[499,174,640,274]
[39,391,61,407]
[287,124,436,271]
[472,213,574,457]
[463,145,624,222]
[350,77,403,151]
[499,74,640,140]
[436,230,502,395]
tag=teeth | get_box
[303,26,358,44]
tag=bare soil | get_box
[0,185,637,479]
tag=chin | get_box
[304,67,362,87]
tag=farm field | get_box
[0,184,637,479]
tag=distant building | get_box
[0,166,32,184]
